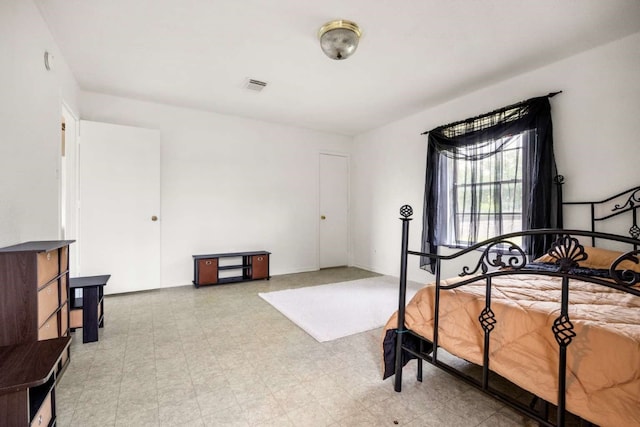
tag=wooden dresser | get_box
[0,240,74,371]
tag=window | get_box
[421,96,561,272]
[444,132,528,248]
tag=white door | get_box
[79,121,161,295]
[319,153,349,268]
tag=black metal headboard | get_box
[563,184,640,247]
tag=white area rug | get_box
[258,275,423,342]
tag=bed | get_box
[382,185,640,427]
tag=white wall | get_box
[351,32,640,283]
[80,93,352,287]
[0,0,79,246]
[5,0,638,289]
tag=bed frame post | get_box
[553,276,574,427]
[590,203,596,246]
[394,205,413,392]
[633,209,638,251]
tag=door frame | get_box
[318,151,350,269]
[60,101,79,273]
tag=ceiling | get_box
[36,0,640,136]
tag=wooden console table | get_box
[69,275,110,343]
[0,337,71,427]
[192,251,270,287]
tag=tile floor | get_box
[56,267,537,426]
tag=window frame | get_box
[441,131,531,249]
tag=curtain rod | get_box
[421,91,563,135]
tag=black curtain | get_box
[421,95,561,272]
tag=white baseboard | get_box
[349,262,379,274]
[270,266,319,275]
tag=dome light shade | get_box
[318,20,362,60]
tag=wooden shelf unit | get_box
[0,240,74,373]
[0,337,71,427]
[192,251,270,287]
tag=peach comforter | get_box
[383,274,640,427]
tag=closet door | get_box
[79,121,161,294]
[319,153,349,268]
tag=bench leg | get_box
[98,286,104,328]
[83,286,99,343]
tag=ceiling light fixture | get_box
[318,19,362,60]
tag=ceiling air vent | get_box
[245,78,268,92]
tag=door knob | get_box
[151,215,158,221]
[320,215,326,220]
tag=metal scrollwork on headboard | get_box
[612,188,639,213]
[614,188,640,239]
[610,250,640,287]
[546,235,588,272]
[563,184,640,242]
[460,240,527,276]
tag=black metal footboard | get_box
[391,200,640,427]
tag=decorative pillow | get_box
[535,245,640,272]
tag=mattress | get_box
[382,273,640,427]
